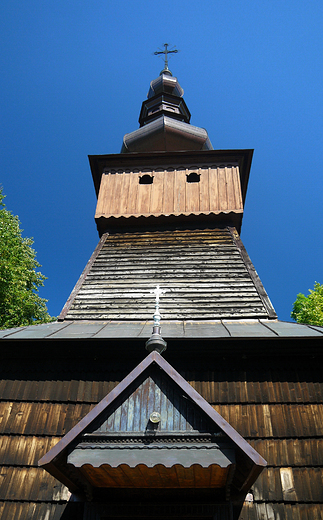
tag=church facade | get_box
[0,59,322,519]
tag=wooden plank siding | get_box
[95,166,243,220]
[0,349,322,519]
[62,228,275,321]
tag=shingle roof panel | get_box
[60,228,275,321]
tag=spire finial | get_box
[151,285,167,328]
[145,285,167,354]
[154,43,178,76]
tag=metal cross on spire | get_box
[150,285,167,328]
[154,43,178,75]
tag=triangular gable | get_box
[39,351,266,497]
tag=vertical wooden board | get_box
[137,183,151,215]
[126,173,139,215]
[163,170,175,214]
[42,405,56,436]
[126,388,135,432]
[274,381,284,402]
[311,403,323,434]
[155,464,176,487]
[120,392,130,432]
[157,465,179,487]
[117,173,131,216]
[218,167,228,211]
[249,402,261,436]
[128,465,150,488]
[280,439,290,466]
[138,465,160,488]
[153,373,162,417]
[299,404,311,437]
[266,378,277,403]
[160,376,168,431]
[88,465,118,487]
[232,404,247,437]
[193,464,211,488]
[175,465,194,488]
[105,174,118,216]
[174,169,186,214]
[173,385,181,430]
[147,375,156,421]
[219,380,229,404]
[186,395,195,431]
[240,380,249,402]
[139,377,150,431]
[301,381,312,402]
[150,171,164,214]
[185,169,200,213]
[239,502,258,520]
[113,465,136,487]
[199,167,210,212]
[288,404,304,437]
[104,466,133,487]
[208,167,219,211]
[280,467,298,502]
[259,381,271,404]
[166,379,174,431]
[133,382,142,432]
[209,466,228,488]
[313,381,323,402]
[179,392,187,431]
[232,167,243,209]
[261,404,273,437]
[225,168,236,210]
[112,398,122,432]
[95,174,109,216]
[253,381,262,403]
[203,373,211,402]
[110,174,124,215]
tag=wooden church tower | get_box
[0,49,322,520]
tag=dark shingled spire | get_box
[121,50,213,153]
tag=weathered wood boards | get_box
[95,166,243,219]
[62,228,275,321]
[0,349,322,518]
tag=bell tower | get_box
[50,51,274,519]
[59,57,275,322]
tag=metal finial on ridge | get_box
[145,285,167,354]
[154,43,179,76]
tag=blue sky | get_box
[1,1,322,321]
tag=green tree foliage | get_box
[291,282,323,326]
[0,189,54,329]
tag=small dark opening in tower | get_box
[139,175,154,185]
[186,172,200,183]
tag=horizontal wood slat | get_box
[1,375,322,405]
[0,467,70,502]
[252,467,323,502]
[0,502,82,520]
[0,401,322,438]
[0,402,94,436]
[213,403,323,438]
[241,502,323,520]
[250,439,323,467]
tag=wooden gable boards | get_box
[39,351,266,500]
